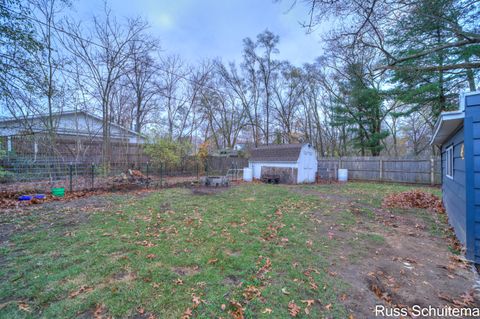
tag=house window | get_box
[446,146,454,179]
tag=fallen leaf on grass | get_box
[192,294,203,308]
[243,285,261,300]
[18,302,31,312]
[301,299,315,314]
[69,285,93,298]
[281,287,290,295]
[229,300,244,319]
[93,304,107,319]
[181,307,192,319]
[137,307,145,314]
[288,301,301,317]
[306,240,313,248]
[301,299,315,307]
[256,257,272,279]
[146,254,156,259]
[325,303,332,311]
[262,308,273,314]
[207,258,218,264]
[221,304,226,311]
[327,231,334,240]
[174,278,184,285]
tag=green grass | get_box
[0,185,347,318]
[0,182,449,318]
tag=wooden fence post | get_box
[430,157,435,185]
[379,159,383,181]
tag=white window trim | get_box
[446,146,454,179]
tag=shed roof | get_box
[249,143,305,162]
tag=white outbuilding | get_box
[248,143,318,184]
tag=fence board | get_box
[317,156,441,185]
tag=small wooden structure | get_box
[248,143,317,184]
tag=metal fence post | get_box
[430,157,435,185]
[69,163,73,192]
[146,161,149,189]
[196,161,199,182]
[160,162,163,188]
[91,163,95,189]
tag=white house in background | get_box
[248,143,318,184]
[0,110,146,160]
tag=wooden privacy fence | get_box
[317,156,441,185]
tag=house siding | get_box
[465,93,480,262]
[442,127,466,244]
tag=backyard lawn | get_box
[0,182,476,318]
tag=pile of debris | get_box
[113,169,150,185]
[382,190,445,213]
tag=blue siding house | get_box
[431,91,480,263]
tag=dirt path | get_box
[294,186,479,318]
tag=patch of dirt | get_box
[297,185,480,318]
[225,249,241,257]
[172,265,200,276]
[0,194,113,251]
[76,304,108,319]
[223,274,241,286]
[110,270,137,283]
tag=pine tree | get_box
[333,63,389,156]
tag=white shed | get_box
[248,143,318,184]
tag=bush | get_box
[144,138,192,167]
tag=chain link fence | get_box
[0,156,249,194]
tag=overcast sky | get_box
[73,0,325,66]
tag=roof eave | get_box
[430,111,465,146]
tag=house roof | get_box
[430,110,465,146]
[430,91,480,146]
[0,110,145,139]
[249,143,305,162]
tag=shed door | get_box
[302,151,314,182]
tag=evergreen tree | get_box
[333,63,389,156]
[388,0,477,120]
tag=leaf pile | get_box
[382,190,445,213]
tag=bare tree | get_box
[243,30,280,144]
[125,36,159,133]
[156,55,210,141]
[198,64,247,149]
[272,62,304,143]
[63,5,148,165]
